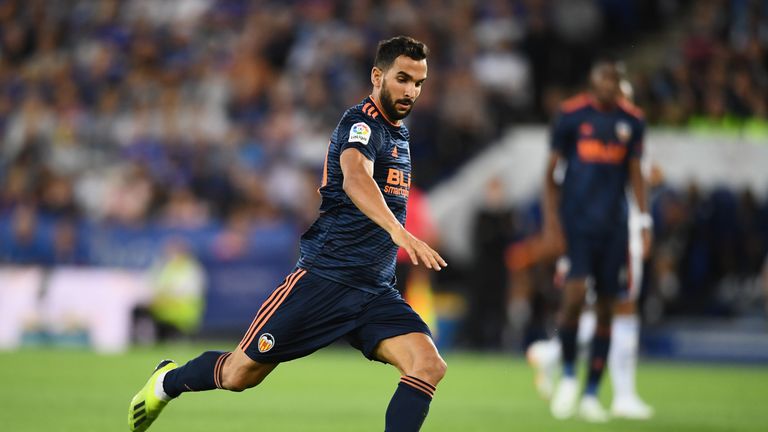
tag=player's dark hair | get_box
[374,36,428,71]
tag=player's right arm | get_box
[542,112,570,255]
[542,151,565,255]
[340,148,447,271]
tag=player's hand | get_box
[390,225,447,271]
[641,228,653,260]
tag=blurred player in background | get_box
[128,36,447,432]
[534,60,651,422]
[528,71,655,420]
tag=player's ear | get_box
[371,67,383,88]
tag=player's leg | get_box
[549,277,588,419]
[128,349,279,432]
[576,226,631,422]
[609,203,653,419]
[523,257,561,400]
[577,293,612,423]
[526,337,561,399]
[128,268,309,431]
[376,332,447,432]
[610,300,653,419]
[527,293,597,401]
[550,229,595,419]
[347,289,444,432]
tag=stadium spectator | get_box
[0,0,765,343]
[464,177,519,350]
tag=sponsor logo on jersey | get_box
[257,333,275,353]
[577,139,628,164]
[391,146,398,158]
[615,121,631,143]
[384,168,410,197]
[349,122,371,145]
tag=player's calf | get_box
[219,351,278,392]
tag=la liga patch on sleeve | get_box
[348,122,371,145]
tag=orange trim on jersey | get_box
[400,376,435,398]
[369,95,401,127]
[319,141,330,189]
[560,93,592,113]
[617,97,644,119]
[362,102,372,115]
[240,269,307,351]
[238,269,303,350]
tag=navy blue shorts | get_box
[238,268,432,363]
[564,225,629,298]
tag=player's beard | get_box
[380,79,414,121]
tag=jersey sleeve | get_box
[550,111,573,154]
[628,119,645,159]
[337,113,385,162]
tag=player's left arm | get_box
[628,121,652,259]
[340,148,447,271]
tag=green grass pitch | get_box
[1,344,766,431]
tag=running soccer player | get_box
[540,60,651,422]
[527,76,654,420]
[128,36,447,432]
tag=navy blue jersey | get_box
[551,94,645,234]
[298,96,411,293]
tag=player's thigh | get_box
[347,289,441,375]
[563,228,593,282]
[594,227,629,298]
[239,269,362,364]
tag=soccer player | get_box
[539,60,651,422]
[527,76,655,420]
[128,36,447,432]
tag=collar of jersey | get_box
[368,95,402,128]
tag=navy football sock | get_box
[385,376,435,432]
[585,327,611,396]
[163,351,231,398]
[558,325,578,378]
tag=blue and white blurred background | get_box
[0,0,767,361]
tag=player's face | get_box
[591,64,620,106]
[378,55,428,121]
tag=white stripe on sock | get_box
[155,370,172,402]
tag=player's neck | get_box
[588,94,617,112]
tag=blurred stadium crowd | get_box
[1,0,767,345]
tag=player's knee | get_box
[595,299,614,325]
[434,357,448,382]
[411,356,447,386]
[561,302,582,322]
